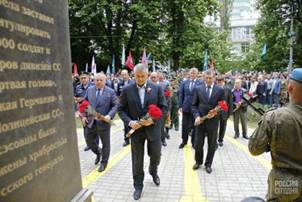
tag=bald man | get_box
[249,68,302,201]
[83,73,119,172]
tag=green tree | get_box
[247,0,302,71]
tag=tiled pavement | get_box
[77,119,271,202]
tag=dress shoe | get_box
[175,127,179,131]
[84,146,90,151]
[165,133,170,139]
[94,154,101,165]
[162,141,167,147]
[133,189,142,200]
[192,163,201,170]
[243,135,249,139]
[179,142,187,149]
[98,163,107,172]
[151,174,160,186]
[123,140,130,147]
[205,166,212,174]
[218,141,223,147]
[234,135,239,139]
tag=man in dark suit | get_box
[179,68,203,149]
[192,70,225,174]
[117,69,135,146]
[217,75,233,147]
[82,73,119,172]
[118,64,167,200]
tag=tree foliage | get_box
[68,0,230,72]
[242,0,302,72]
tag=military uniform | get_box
[74,72,98,150]
[249,68,302,202]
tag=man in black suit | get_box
[118,64,167,200]
[192,70,225,174]
[217,75,233,147]
[178,68,203,149]
[117,69,135,147]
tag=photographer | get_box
[248,68,302,201]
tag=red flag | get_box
[125,51,135,70]
[73,63,78,75]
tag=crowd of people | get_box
[72,65,301,201]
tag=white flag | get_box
[121,44,125,66]
[91,56,97,75]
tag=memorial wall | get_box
[0,0,86,201]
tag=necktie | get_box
[190,80,195,91]
[206,86,211,100]
[96,89,101,100]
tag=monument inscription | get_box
[0,0,88,201]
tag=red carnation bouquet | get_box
[78,100,114,125]
[194,100,228,126]
[164,90,171,97]
[126,104,162,138]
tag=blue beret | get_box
[290,68,302,83]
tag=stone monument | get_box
[0,1,91,201]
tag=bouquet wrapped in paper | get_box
[194,100,228,126]
[126,104,162,138]
[78,100,114,125]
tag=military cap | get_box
[290,68,302,83]
[80,71,89,77]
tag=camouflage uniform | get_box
[249,104,302,202]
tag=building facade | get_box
[229,0,260,56]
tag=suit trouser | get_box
[182,112,195,145]
[233,109,247,137]
[131,132,161,190]
[87,122,111,164]
[170,106,179,129]
[84,126,99,146]
[273,93,280,108]
[218,117,228,142]
[195,120,219,167]
[161,114,167,142]
[123,122,130,141]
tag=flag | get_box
[91,56,97,75]
[112,55,115,74]
[106,65,111,75]
[85,63,88,72]
[152,59,156,72]
[121,45,125,66]
[203,49,208,71]
[125,51,135,70]
[73,63,78,75]
[261,43,267,61]
[141,48,148,66]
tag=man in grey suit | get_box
[83,73,119,172]
[118,64,167,200]
[192,70,225,174]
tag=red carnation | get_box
[164,90,171,97]
[147,104,162,120]
[79,100,90,113]
[218,100,228,112]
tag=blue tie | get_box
[206,86,211,100]
[96,89,101,100]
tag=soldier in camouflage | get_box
[248,68,302,202]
